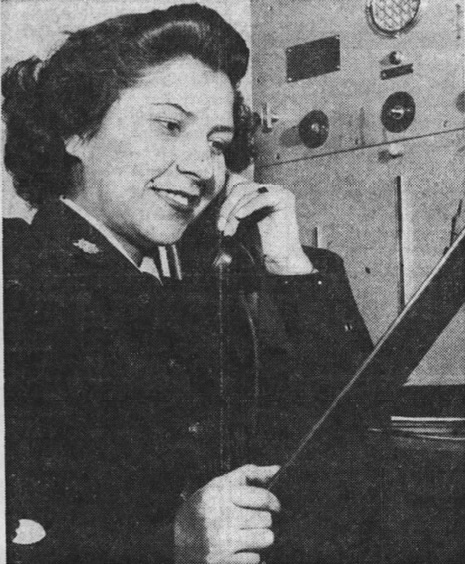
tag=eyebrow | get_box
[151,103,234,135]
[151,103,193,117]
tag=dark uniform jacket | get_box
[4,200,372,563]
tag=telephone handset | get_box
[210,172,265,283]
[211,216,264,294]
[178,172,264,286]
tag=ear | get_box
[65,134,87,160]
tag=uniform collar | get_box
[60,198,182,281]
[60,197,144,271]
[31,200,184,282]
[30,200,145,276]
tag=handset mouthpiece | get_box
[212,234,234,270]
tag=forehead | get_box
[118,56,235,124]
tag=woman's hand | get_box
[174,464,280,564]
[217,173,314,275]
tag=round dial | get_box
[381,92,416,133]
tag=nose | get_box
[176,140,214,181]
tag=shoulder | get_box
[3,217,44,302]
[3,213,71,288]
[4,202,120,285]
[3,217,34,273]
[3,216,31,241]
[3,215,63,326]
[3,209,102,323]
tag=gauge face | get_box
[367,0,422,36]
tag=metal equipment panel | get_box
[251,0,465,354]
[251,0,464,167]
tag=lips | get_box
[146,181,201,212]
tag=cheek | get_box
[99,120,172,174]
[100,143,171,190]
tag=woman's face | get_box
[67,56,235,257]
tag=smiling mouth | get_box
[146,181,201,211]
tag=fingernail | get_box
[217,217,226,232]
[225,224,237,237]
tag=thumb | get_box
[227,464,280,486]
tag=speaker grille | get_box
[367,0,422,35]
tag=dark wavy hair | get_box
[2,3,255,207]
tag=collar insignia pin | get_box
[73,239,100,254]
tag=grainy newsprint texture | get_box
[2,1,465,563]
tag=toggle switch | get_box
[387,143,404,158]
[389,50,405,65]
[254,103,280,133]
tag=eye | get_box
[153,119,182,136]
[209,139,231,156]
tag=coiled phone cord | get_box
[214,234,261,472]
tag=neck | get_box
[108,230,144,267]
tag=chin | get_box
[146,227,188,246]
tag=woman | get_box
[3,4,372,563]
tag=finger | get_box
[218,182,262,231]
[232,528,275,552]
[230,553,261,564]
[226,465,280,486]
[237,509,273,530]
[222,188,285,236]
[224,189,262,225]
[222,194,270,236]
[234,191,289,222]
[222,215,240,237]
[231,486,280,513]
[208,551,261,564]
[223,188,292,236]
